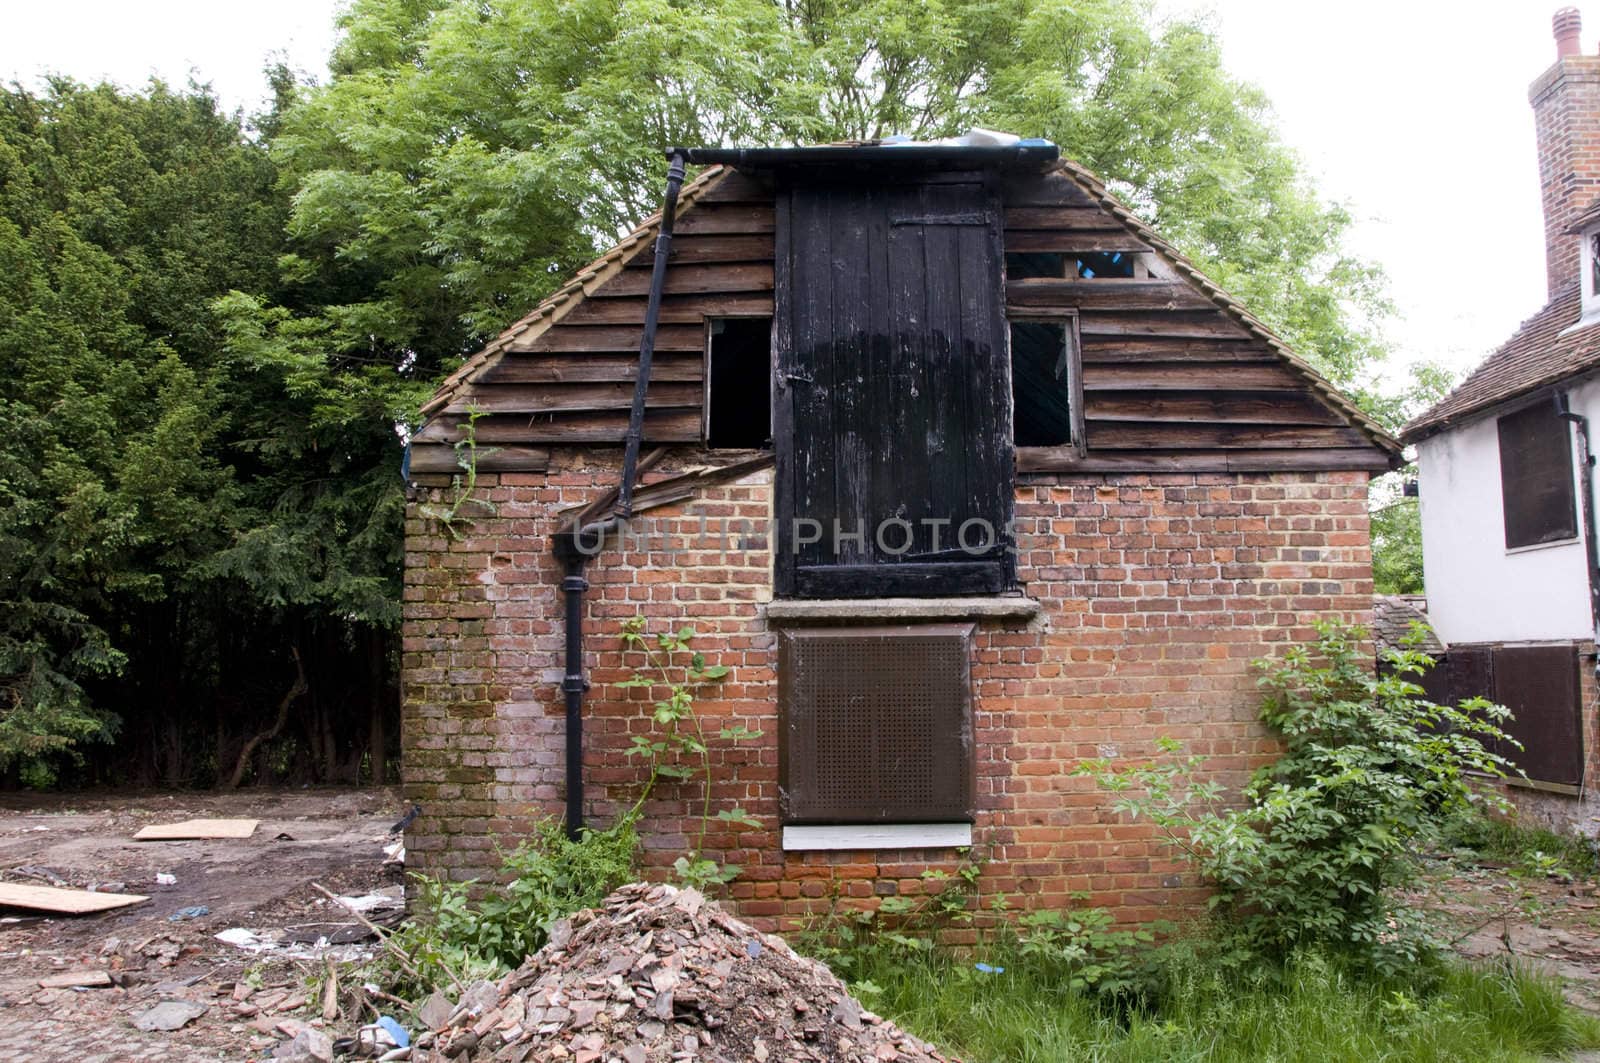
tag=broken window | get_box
[1497,401,1577,549]
[705,317,772,449]
[1010,318,1078,447]
[1005,250,1139,280]
[1073,251,1136,278]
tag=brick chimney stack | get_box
[1533,8,1600,300]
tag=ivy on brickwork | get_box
[619,616,763,890]
[417,407,496,541]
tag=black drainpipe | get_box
[551,152,687,839]
[1559,393,1600,651]
[619,152,687,518]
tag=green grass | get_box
[842,942,1600,1062]
[1441,812,1600,879]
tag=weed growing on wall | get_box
[618,616,761,889]
[1080,621,1517,974]
[417,407,496,540]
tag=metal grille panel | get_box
[779,624,974,824]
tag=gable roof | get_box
[419,151,1400,463]
[1048,159,1399,457]
[421,164,731,419]
[1401,284,1600,444]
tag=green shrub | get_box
[376,816,638,996]
[1082,621,1516,974]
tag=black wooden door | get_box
[773,173,1013,598]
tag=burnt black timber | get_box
[794,562,1006,597]
[1000,173,1099,206]
[672,204,776,234]
[1003,206,1127,231]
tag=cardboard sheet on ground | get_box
[0,882,148,914]
[133,817,258,840]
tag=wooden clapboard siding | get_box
[417,162,1396,473]
[480,353,703,384]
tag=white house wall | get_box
[1416,374,1598,645]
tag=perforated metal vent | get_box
[778,624,975,824]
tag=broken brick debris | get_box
[404,881,950,1062]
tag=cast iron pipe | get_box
[553,153,690,838]
[1559,393,1600,651]
[618,152,687,518]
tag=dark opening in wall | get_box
[1006,252,1065,279]
[706,317,773,449]
[1005,251,1140,280]
[1010,320,1074,446]
[1074,251,1136,278]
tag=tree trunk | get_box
[221,647,307,790]
[368,627,387,787]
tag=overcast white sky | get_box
[0,0,1568,383]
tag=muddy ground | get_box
[6,793,1600,1062]
[0,788,403,1062]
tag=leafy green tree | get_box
[0,79,282,773]
[233,0,1397,434]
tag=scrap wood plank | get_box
[133,818,258,841]
[0,882,148,914]
[38,970,113,989]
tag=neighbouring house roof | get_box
[1401,284,1600,444]
[1372,595,1446,655]
[419,143,1402,463]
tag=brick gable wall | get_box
[402,455,1372,928]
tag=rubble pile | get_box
[409,882,951,1062]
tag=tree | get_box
[231,0,1395,432]
[0,79,281,776]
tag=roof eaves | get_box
[419,164,730,420]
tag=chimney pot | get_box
[1555,6,1583,58]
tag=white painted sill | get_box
[781,823,972,851]
[1505,536,1581,556]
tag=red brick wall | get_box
[1532,53,1600,299]
[402,453,1373,928]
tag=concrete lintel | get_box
[762,596,1042,626]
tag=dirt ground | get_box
[7,794,1600,1062]
[0,787,404,1062]
[1411,854,1600,1013]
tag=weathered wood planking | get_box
[0,882,148,914]
[419,165,1392,472]
[481,354,703,384]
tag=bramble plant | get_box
[618,616,762,889]
[1079,621,1517,975]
